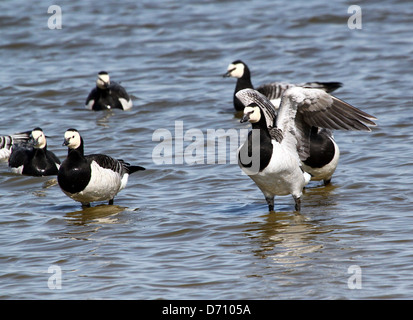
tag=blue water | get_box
[0,0,412,299]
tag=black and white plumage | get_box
[224,60,343,185]
[223,60,342,111]
[0,130,31,160]
[85,71,133,111]
[8,127,61,176]
[301,127,339,185]
[237,88,376,212]
[57,129,145,207]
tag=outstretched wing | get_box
[1,131,32,160]
[276,87,377,160]
[281,87,377,132]
[257,81,343,101]
[257,82,297,101]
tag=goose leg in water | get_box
[265,196,275,212]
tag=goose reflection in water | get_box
[62,205,134,241]
[247,184,339,267]
[65,204,129,226]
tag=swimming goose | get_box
[0,130,31,160]
[85,71,133,111]
[58,129,145,207]
[237,88,376,212]
[223,60,342,111]
[8,127,61,176]
[224,60,343,185]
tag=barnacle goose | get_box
[85,71,133,111]
[8,127,61,176]
[0,130,31,160]
[58,129,145,207]
[237,88,376,212]
[224,60,343,185]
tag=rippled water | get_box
[0,0,412,300]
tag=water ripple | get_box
[0,0,412,300]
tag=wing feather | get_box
[276,87,377,160]
[257,81,343,101]
[282,87,377,132]
[257,82,295,101]
[236,87,377,163]
[86,154,124,175]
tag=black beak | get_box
[62,139,69,147]
[222,68,235,78]
[240,112,251,123]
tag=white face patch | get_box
[96,73,110,89]
[227,63,244,78]
[31,129,47,149]
[244,106,261,123]
[64,130,82,149]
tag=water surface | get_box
[0,0,412,299]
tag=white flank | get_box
[302,138,340,182]
[66,161,123,204]
[85,99,95,110]
[119,97,133,110]
[120,173,129,191]
[11,165,24,175]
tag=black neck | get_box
[235,66,253,92]
[250,110,270,134]
[67,139,85,158]
[233,66,254,111]
[96,86,110,95]
[240,111,273,172]
[33,147,46,159]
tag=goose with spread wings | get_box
[224,60,345,184]
[237,88,376,212]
